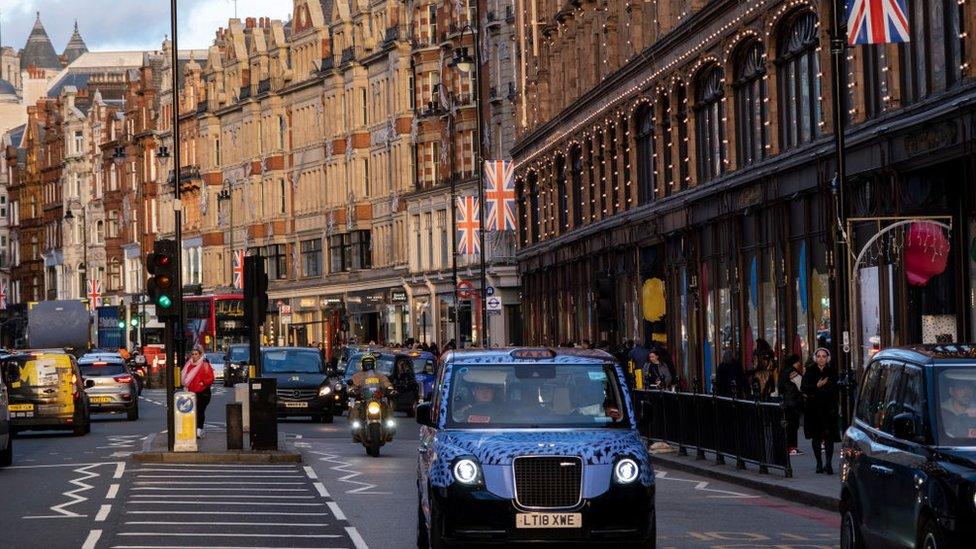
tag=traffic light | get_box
[117,320,126,330]
[243,254,269,327]
[147,239,179,321]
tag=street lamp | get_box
[217,180,234,287]
[64,206,88,300]
[448,24,489,348]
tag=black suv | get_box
[841,345,976,549]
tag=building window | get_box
[279,179,286,214]
[107,211,119,238]
[527,171,539,244]
[73,131,83,155]
[351,230,371,270]
[301,238,322,277]
[570,146,583,227]
[555,155,568,232]
[660,92,674,196]
[263,243,287,280]
[635,104,656,203]
[427,3,437,44]
[777,11,822,150]
[695,66,726,182]
[900,0,964,104]
[676,83,690,188]
[734,41,767,166]
[862,45,884,119]
[96,220,105,243]
[214,135,221,166]
[109,259,121,291]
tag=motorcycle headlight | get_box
[614,458,640,484]
[452,458,480,484]
[334,383,343,391]
[366,402,382,416]
[318,386,332,397]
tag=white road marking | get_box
[114,462,126,479]
[313,482,330,498]
[346,527,368,549]
[303,466,317,479]
[95,505,112,522]
[326,502,346,521]
[110,452,134,458]
[135,475,303,479]
[82,529,102,549]
[309,449,391,495]
[133,469,296,474]
[118,533,341,538]
[124,522,329,527]
[654,470,760,499]
[132,487,309,492]
[110,546,347,549]
[134,481,306,486]
[141,463,298,468]
[125,511,330,516]
[23,463,104,519]
[107,484,120,499]
[127,501,326,506]
[130,494,314,499]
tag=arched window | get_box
[555,155,568,232]
[635,104,656,204]
[675,83,690,188]
[527,171,539,244]
[695,66,726,182]
[777,11,821,149]
[516,177,527,246]
[96,220,105,243]
[734,41,767,166]
[570,145,583,227]
[659,91,674,196]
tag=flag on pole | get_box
[483,160,517,232]
[0,282,7,310]
[87,279,103,309]
[847,0,910,45]
[456,196,481,255]
[232,249,245,290]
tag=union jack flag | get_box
[456,196,481,256]
[87,279,103,309]
[232,249,245,290]
[484,160,517,232]
[0,282,7,310]
[847,0,910,45]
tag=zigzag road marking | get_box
[23,462,122,519]
[308,449,392,495]
[654,470,760,499]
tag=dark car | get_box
[416,348,655,547]
[262,347,335,423]
[406,350,438,401]
[841,345,976,549]
[224,344,250,387]
[1,355,14,466]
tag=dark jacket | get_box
[715,355,745,398]
[777,365,804,411]
[801,363,840,441]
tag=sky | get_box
[0,0,294,53]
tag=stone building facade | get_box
[513,0,976,386]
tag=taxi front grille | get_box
[513,456,582,509]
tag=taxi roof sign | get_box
[510,349,557,360]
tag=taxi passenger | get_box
[941,376,976,438]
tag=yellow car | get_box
[1,351,91,436]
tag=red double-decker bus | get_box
[184,293,247,352]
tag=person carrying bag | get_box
[181,345,215,439]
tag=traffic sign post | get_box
[487,296,502,316]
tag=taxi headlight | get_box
[614,458,640,484]
[366,402,382,416]
[452,458,480,484]
[318,386,332,397]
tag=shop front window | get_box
[762,247,778,351]
[812,239,832,352]
[795,240,810,358]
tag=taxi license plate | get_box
[90,396,113,404]
[284,402,308,408]
[8,404,34,412]
[515,513,581,529]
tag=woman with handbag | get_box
[181,345,215,438]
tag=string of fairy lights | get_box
[513,0,973,245]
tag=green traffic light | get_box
[130,318,140,327]
[118,321,126,329]
[158,295,173,308]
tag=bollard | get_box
[226,403,244,450]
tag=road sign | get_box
[457,280,477,300]
[486,286,496,297]
[486,296,502,311]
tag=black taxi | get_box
[416,348,655,547]
[841,345,976,548]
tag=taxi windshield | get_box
[344,354,395,378]
[261,349,324,374]
[446,363,627,428]
[936,367,976,446]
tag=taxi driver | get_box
[942,377,976,439]
[457,382,502,422]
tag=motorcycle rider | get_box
[349,353,395,422]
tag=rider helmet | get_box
[360,353,377,371]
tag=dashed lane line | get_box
[314,482,330,498]
[326,502,346,521]
[107,484,120,499]
[81,529,102,549]
[346,527,369,549]
[123,522,332,527]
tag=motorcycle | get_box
[350,386,396,457]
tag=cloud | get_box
[0,0,293,53]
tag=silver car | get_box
[79,358,139,421]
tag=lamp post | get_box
[217,180,233,286]
[64,205,88,300]
[450,22,488,348]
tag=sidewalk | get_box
[649,439,841,512]
[135,429,303,464]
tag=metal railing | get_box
[633,389,793,477]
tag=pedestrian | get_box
[181,345,215,439]
[749,338,776,399]
[715,350,745,398]
[777,354,805,455]
[429,342,440,356]
[802,347,840,474]
[643,348,673,390]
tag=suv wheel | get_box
[0,435,12,467]
[840,506,862,549]
[920,518,943,549]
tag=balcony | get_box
[257,78,271,95]
[383,26,400,45]
[195,100,208,114]
[168,165,201,184]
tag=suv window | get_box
[856,360,904,432]
[856,362,884,425]
[877,362,904,433]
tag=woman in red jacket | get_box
[181,345,215,438]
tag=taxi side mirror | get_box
[892,412,918,441]
[416,402,434,427]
